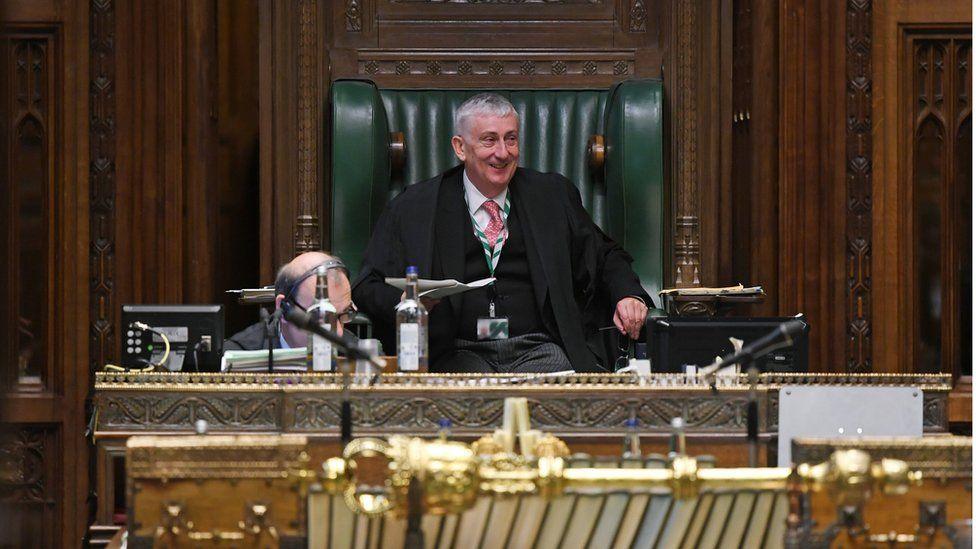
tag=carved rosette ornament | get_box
[345,0,362,32]
[630,0,648,32]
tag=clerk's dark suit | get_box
[352,164,652,373]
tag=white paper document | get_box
[384,277,495,300]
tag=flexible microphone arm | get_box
[700,318,807,378]
[283,308,387,369]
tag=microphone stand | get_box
[745,360,759,467]
[261,307,275,373]
[699,327,799,468]
[284,308,388,449]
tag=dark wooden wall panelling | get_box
[873,0,971,376]
[1,1,91,546]
[0,0,970,543]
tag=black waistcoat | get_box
[456,204,545,340]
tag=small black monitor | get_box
[647,315,809,373]
[120,305,224,372]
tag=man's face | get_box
[277,268,353,346]
[451,113,519,195]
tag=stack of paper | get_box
[659,284,764,296]
[221,347,308,372]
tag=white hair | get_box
[454,93,518,138]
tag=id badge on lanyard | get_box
[477,286,509,340]
[473,197,511,340]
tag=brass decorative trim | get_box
[94,371,955,391]
[127,434,309,479]
[792,436,972,478]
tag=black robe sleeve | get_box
[351,199,408,346]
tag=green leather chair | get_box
[330,79,666,308]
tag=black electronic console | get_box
[120,304,224,372]
[647,315,809,373]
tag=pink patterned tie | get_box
[482,200,504,249]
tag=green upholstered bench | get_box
[330,79,665,310]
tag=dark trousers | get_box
[434,333,573,373]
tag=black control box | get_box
[120,305,224,372]
[647,315,809,373]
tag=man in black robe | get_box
[352,93,651,373]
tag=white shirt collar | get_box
[462,169,507,217]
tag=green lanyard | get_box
[468,194,511,276]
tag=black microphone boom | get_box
[708,318,807,373]
[283,307,386,369]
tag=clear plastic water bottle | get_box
[622,418,641,458]
[437,418,452,441]
[395,266,428,372]
[306,265,337,372]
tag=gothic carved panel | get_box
[3,30,58,388]
[98,394,281,430]
[845,0,873,373]
[90,0,117,375]
[287,395,751,432]
[0,427,49,504]
[670,0,702,289]
[295,0,321,253]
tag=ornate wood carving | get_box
[387,0,602,3]
[295,0,321,253]
[290,396,749,432]
[629,0,647,32]
[90,0,117,373]
[0,428,48,504]
[345,0,363,32]
[93,372,952,434]
[791,437,972,478]
[909,36,972,376]
[845,0,872,373]
[98,394,280,430]
[357,51,635,81]
[671,0,701,290]
[6,35,53,386]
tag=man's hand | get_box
[613,297,648,340]
[401,291,441,311]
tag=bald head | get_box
[275,251,353,346]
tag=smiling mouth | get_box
[489,162,510,170]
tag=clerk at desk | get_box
[225,251,356,350]
[352,93,652,373]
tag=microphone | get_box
[701,318,807,376]
[283,307,387,369]
[226,286,277,304]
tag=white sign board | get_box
[777,386,923,466]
